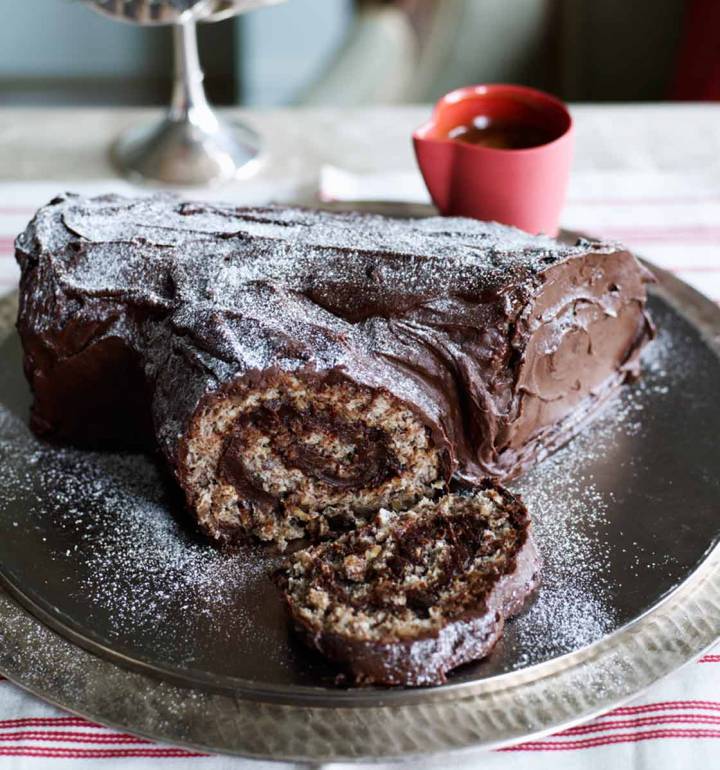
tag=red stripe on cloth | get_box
[0,238,15,251]
[0,730,151,745]
[558,714,720,737]
[504,728,720,752]
[608,700,720,716]
[0,718,96,730]
[0,747,207,758]
[700,655,720,662]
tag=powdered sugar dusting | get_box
[507,319,678,664]
[0,295,717,688]
[17,193,641,488]
[18,193,617,333]
[0,405,280,658]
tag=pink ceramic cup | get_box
[413,84,574,235]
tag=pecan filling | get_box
[219,402,401,505]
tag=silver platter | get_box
[0,232,719,761]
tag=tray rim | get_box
[0,261,719,761]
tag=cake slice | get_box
[279,482,539,686]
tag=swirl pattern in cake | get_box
[280,482,539,685]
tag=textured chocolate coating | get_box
[15,193,653,494]
[279,481,540,687]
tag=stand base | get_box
[111,115,261,186]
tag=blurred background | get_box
[1,0,715,108]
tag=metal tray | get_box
[0,244,719,762]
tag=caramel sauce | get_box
[448,116,555,149]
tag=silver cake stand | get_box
[85,0,284,185]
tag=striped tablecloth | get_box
[0,173,719,768]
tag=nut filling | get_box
[220,404,400,493]
[182,373,444,547]
[280,485,540,686]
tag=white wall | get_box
[0,0,169,79]
[236,0,353,106]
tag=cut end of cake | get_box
[279,482,540,686]
[180,372,447,549]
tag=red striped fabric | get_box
[7,699,720,755]
[0,731,152,745]
[0,748,206,758]
[506,729,720,752]
[559,714,720,736]
[503,700,720,751]
[0,717,95,729]
[608,700,720,715]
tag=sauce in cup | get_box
[447,115,557,150]
[413,84,574,235]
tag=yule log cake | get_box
[15,194,654,547]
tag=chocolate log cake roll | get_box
[279,482,539,686]
[16,194,653,545]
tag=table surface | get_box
[1,103,720,182]
[1,103,720,770]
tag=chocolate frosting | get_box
[15,194,654,487]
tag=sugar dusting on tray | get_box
[509,323,676,663]
[0,315,683,682]
[0,408,278,650]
